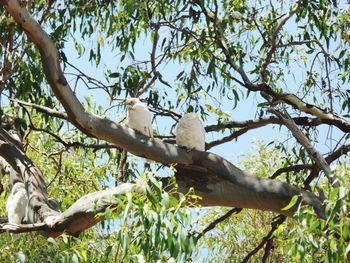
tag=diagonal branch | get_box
[304,144,350,188]
[242,215,286,262]
[195,208,242,240]
[206,128,249,150]
[192,0,256,90]
[269,109,337,187]
[271,94,350,132]
[260,0,302,80]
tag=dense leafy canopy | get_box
[0,0,349,261]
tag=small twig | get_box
[195,208,242,240]
[206,128,249,150]
[270,164,313,179]
[47,152,63,187]
[11,98,68,120]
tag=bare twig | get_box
[206,128,249,150]
[195,208,242,240]
[11,98,68,120]
[270,164,313,179]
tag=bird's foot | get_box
[178,145,192,153]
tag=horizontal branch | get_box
[0,183,144,237]
[205,116,348,133]
[270,164,313,179]
[11,98,68,120]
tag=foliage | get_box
[196,142,350,262]
[0,0,350,262]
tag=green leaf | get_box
[282,195,299,211]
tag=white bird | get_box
[114,97,154,170]
[6,182,28,239]
[125,98,153,138]
[176,113,206,151]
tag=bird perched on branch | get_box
[125,98,153,138]
[6,182,28,239]
[176,113,205,151]
[114,97,154,181]
[114,97,153,137]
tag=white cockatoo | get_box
[176,113,206,151]
[114,97,154,170]
[6,182,28,239]
[125,98,153,138]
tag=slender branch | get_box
[276,39,329,56]
[270,164,313,179]
[260,0,302,80]
[195,208,242,240]
[206,128,249,150]
[325,144,350,164]
[304,144,350,188]
[11,98,68,120]
[242,215,286,263]
[269,109,337,187]
[206,115,349,133]
[262,238,274,263]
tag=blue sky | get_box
[61,25,345,172]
